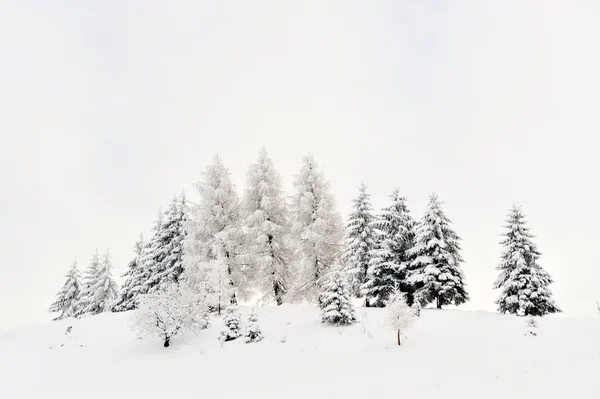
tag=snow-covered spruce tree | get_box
[77,249,101,316]
[363,189,415,307]
[48,260,82,320]
[493,205,560,316]
[344,183,376,305]
[131,282,207,347]
[242,148,293,306]
[113,234,145,312]
[144,195,187,293]
[244,309,264,343]
[319,266,356,325]
[290,155,344,303]
[84,250,120,315]
[386,290,415,345]
[219,305,243,342]
[183,155,243,312]
[408,193,468,309]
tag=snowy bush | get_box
[411,301,421,317]
[525,316,538,336]
[130,283,207,347]
[244,309,264,343]
[319,268,356,326]
[220,305,243,342]
[386,291,415,345]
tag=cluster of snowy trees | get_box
[49,149,561,330]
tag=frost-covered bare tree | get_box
[242,148,293,305]
[290,155,344,303]
[386,290,415,345]
[130,282,207,347]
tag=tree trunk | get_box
[436,297,442,309]
[164,337,170,348]
[397,329,401,346]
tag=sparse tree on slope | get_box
[183,155,243,309]
[408,193,468,309]
[386,290,415,345]
[319,266,356,325]
[494,205,560,316]
[77,249,101,316]
[84,250,120,315]
[49,260,82,320]
[242,149,293,306]
[363,189,415,307]
[113,234,145,312]
[290,155,344,303]
[344,183,376,305]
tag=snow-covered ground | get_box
[1,306,599,398]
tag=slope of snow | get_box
[1,306,599,398]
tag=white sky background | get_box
[1,0,599,328]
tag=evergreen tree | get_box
[408,193,468,309]
[219,305,243,342]
[242,148,293,306]
[319,267,356,325]
[244,309,264,343]
[113,234,145,312]
[494,205,560,316]
[183,155,243,308]
[344,183,376,305]
[48,260,82,320]
[84,250,120,315]
[290,155,344,303]
[363,189,415,307]
[77,249,101,316]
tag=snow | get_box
[1,306,599,398]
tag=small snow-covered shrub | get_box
[525,316,538,336]
[220,305,242,342]
[319,269,356,326]
[244,309,264,343]
[386,291,415,345]
[411,301,421,317]
[130,283,207,348]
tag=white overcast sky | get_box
[1,1,599,328]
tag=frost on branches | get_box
[386,290,415,345]
[131,283,207,347]
[244,309,264,343]
[48,260,82,320]
[494,205,560,316]
[219,305,243,342]
[183,155,244,312]
[84,251,120,315]
[319,267,356,326]
[344,183,376,305]
[290,155,344,303]
[242,149,293,306]
[408,193,468,309]
[364,189,415,307]
[113,234,145,312]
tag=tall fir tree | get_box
[183,155,243,309]
[363,189,416,307]
[494,205,560,316]
[48,260,82,320]
[344,183,376,305]
[242,148,293,305]
[77,249,101,316]
[113,234,145,312]
[84,250,120,315]
[290,155,344,303]
[408,193,468,308]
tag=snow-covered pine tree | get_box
[408,193,468,309]
[386,290,415,345]
[48,260,82,320]
[493,205,560,316]
[113,234,145,312]
[84,250,120,315]
[183,155,243,310]
[319,266,356,325]
[344,183,376,305]
[219,305,243,342]
[77,249,101,316]
[290,155,344,303]
[363,189,415,307]
[242,148,293,306]
[244,309,264,343]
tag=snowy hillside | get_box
[1,306,599,398]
